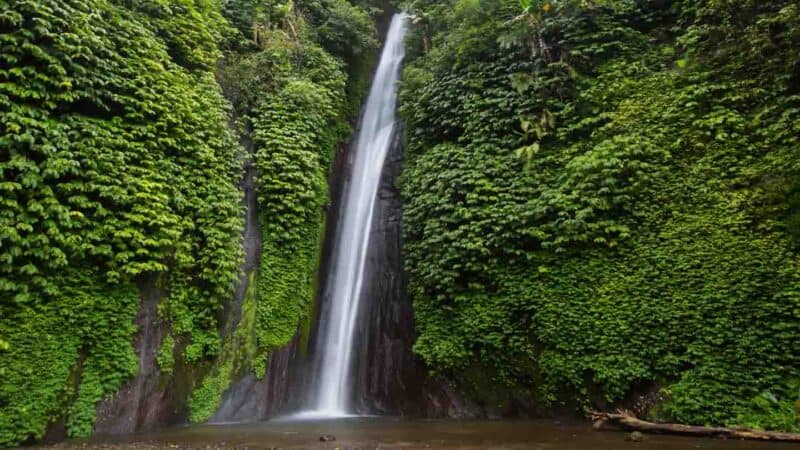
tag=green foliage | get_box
[254,79,342,245]
[221,0,378,60]
[735,381,800,432]
[401,0,800,430]
[188,0,375,418]
[0,272,138,445]
[0,0,243,445]
[248,36,347,359]
[188,271,263,423]
[188,357,234,423]
[302,0,379,63]
[156,334,175,377]
[2,0,376,443]
[256,214,325,357]
[120,0,233,69]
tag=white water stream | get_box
[299,13,408,418]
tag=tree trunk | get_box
[588,410,800,442]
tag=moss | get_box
[188,358,234,423]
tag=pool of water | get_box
[39,418,798,449]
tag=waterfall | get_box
[301,13,408,418]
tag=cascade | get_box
[300,13,409,418]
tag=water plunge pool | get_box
[37,417,796,449]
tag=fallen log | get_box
[588,410,800,442]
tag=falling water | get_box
[301,13,408,418]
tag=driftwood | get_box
[588,410,800,442]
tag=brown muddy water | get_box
[35,418,799,449]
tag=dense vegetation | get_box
[0,1,243,444]
[400,0,800,431]
[2,0,798,444]
[188,0,377,421]
[0,0,376,445]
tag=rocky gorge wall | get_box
[92,141,264,436]
[208,118,481,421]
[3,7,509,445]
[350,124,477,417]
[397,0,800,431]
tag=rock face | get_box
[348,124,478,417]
[350,122,414,413]
[91,82,478,437]
[212,122,478,421]
[209,145,308,423]
[210,332,304,422]
[93,276,181,434]
[207,134,355,422]
[225,155,263,335]
[211,139,309,422]
[94,139,265,432]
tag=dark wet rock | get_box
[350,122,467,415]
[336,122,480,417]
[211,331,304,421]
[319,434,336,442]
[224,152,263,334]
[626,431,645,442]
[93,275,178,435]
[94,130,264,434]
[213,115,480,419]
[39,417,68,445]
